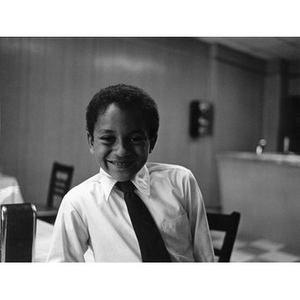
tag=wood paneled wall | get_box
[289,62,300,95]
[210,44,265,208]
[262,60,300,153]
[0,38,266,209]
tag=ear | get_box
[87,132,95,154]
[149,134,157,154]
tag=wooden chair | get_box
[0,203,37,262]
[35,162,74,224]
[206,211,241,262]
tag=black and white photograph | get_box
[0,1,299,299]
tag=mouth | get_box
[107,160,135,168]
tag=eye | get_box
[99,136,116,144]
[130,135,147,144]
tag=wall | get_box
[0,37,213,206]
[262,60,285,152]
[262,60,300,153]
[0,38,266,210]
[210,44,266,209]
[289,61,300,95]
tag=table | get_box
[34,219,94,262]
[34,219,55,262]
[0,174,94,262]
[0,174,24,205]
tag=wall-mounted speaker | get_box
[189,100,214,138]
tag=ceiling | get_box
[199,37,300,61]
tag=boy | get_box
[47,84,215,262]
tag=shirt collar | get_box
[99,165,150,201]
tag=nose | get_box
[114,139,131,157]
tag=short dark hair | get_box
[86,84,159,139]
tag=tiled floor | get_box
[211,232,300,262]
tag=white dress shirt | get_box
[47,162,215,262]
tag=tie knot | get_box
[116,181,136,193]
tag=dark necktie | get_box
[116,181,171,262]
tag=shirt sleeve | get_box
[184,170,215,262]
[46,194,90,262]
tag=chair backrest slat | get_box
[207,211,241,262]
[46,162,74,208]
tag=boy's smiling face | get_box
[88,104,157,182]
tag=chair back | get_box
[207,211,241,262]
[0,203,37,262]
[46,162,74,208]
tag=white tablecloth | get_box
[34,219,54,262]
[0,174,24,205]
[0,175,94,262]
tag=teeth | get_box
[111,161,131,167]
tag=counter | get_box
[218,152,300,248]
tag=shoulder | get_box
[146,162,192,174]
[145,162,201,203]
[57,172,105,220]
[63,173,101,200]
[146,162,195,181]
